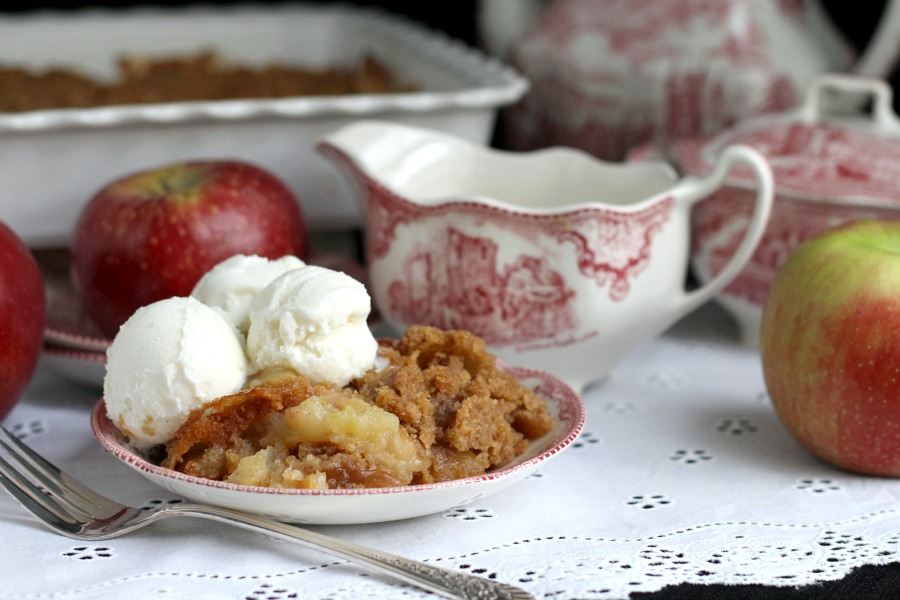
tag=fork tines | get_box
[0,425,103,535]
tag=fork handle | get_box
[171,503,532,600]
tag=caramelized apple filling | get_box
[161,326,554,489]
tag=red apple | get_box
[70,160,307,338]
[0,220,46,421]
[760,219,900,476]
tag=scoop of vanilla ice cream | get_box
[190,254,306,335]
[103,296,249,449]
[246,265,377,386]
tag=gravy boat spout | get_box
[318,120,773,391]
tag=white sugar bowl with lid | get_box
[631,74,900,346]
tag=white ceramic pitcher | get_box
[317,121,774,391]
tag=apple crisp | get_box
[161,325,554,489]
[0,51,413,113]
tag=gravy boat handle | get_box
[675,144,773,312]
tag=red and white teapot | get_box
[480,0,900,161]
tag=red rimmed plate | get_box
[41,251,368,353]
[91,365,585,525]
[44,287,112,352]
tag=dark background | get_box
[2,1,899,598]
[0,0,895,110]
[0,1,894,92]
[0,1,891,56]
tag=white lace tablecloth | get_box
[4,301,900,600]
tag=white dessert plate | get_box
[91,366,585,525]
[42,346,106,389]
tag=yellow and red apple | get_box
[760,219,900,476]
[70,160,307,337]
[0,220,45,420]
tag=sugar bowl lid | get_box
[666,74,900,206]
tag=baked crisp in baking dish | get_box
[0,51,412,112]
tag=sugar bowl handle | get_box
[801,74,900,131]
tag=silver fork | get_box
[0,426,533,600]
